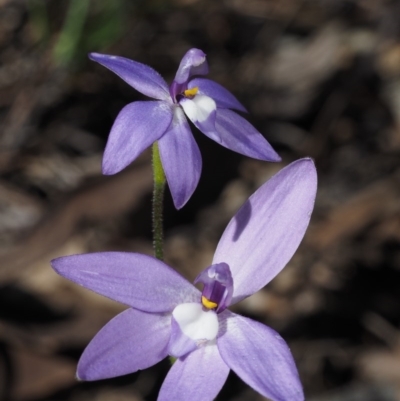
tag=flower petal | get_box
[168,317,198,358]
[158,107,202,209]
[174,48,208,85]
[189,78,247,112]
[214,108,281,161]
[89,53,170,100]
[102,101,173,175]
[180,95,218,139]
[168,303,218,358]
[51,252,199,312]
[159,342,229,401]
[213,159,317,303]
[218,311,304,401]
[77,308,170,380]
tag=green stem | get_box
[152,142,165,261]
[153,146,175,366]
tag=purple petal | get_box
[51,252,200,312]
[218,311,304,401]
[214,108,281,161]
[189,78,247,112]
[102,101,172,175]
[78,308,170,380]
[158,343,229,401]
[158,107,202,209]
[213,159,317,304]
[168,316,198,358]
[89,53,169,100]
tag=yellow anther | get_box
[183,87,199,98]
[201,296,218,310]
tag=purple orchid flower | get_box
[51,158,316,401]
[89,48,280,209]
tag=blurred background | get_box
[1,0,400,400]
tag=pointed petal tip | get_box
[291,157,317,175]
[173,198,186,210]
[101,161,119,176]
[76,364,91,381]
[213,108,281,161]
[296,156,314,164]
[76,360,101,382]
[269,153,282,163]
[88,52,108,63]
[101,155,121,175]
[166,181,191,209]
[170,185,193,210]
[280,158,317,180]
[255,143,281,162]
[88,52,98,60]
[51,254,84,279]
[50,257,59,267]
[101,145,126,176]
[75,372,84,382]
[50,256,67,274]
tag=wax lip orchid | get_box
[89,48,280,209]
[51,159,317,401]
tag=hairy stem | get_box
[152,142,165,261]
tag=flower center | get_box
[168,302,219,358]
[195,262,233,313]
[183,86,199,99]
[201,295,218,310]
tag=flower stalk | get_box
[152,142,165,261]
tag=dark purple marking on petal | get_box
[233,199,251,241]
[195,263,233,313]
[169,80,182,103]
